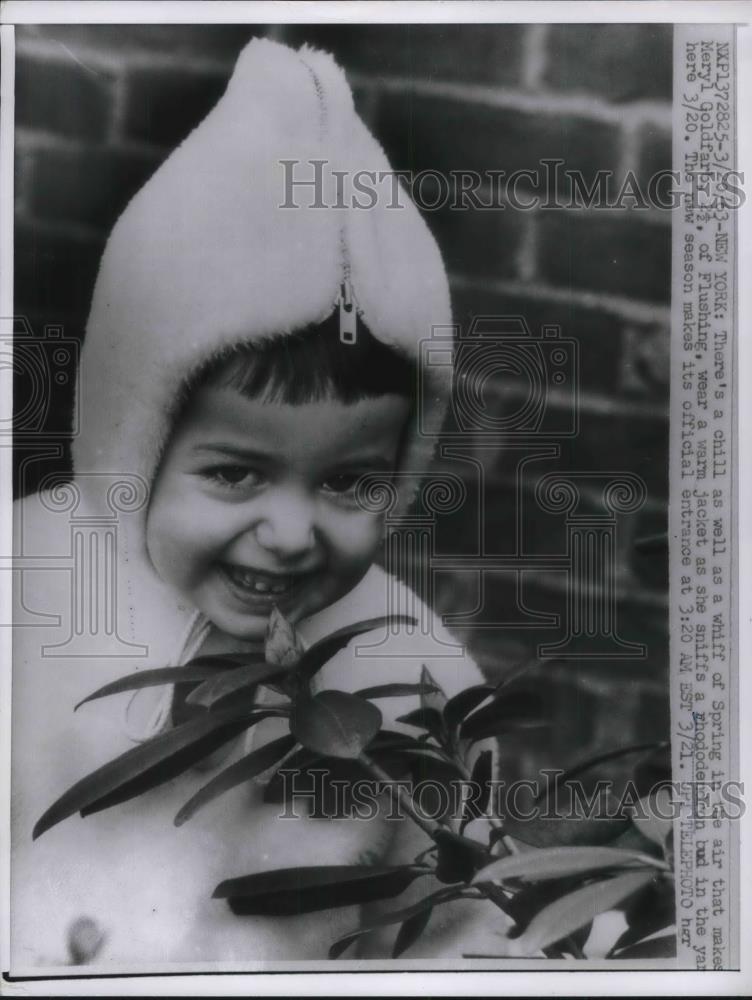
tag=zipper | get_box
[298,52,358,346]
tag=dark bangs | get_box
[201,311,417,405]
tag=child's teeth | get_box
[229,566,293,595]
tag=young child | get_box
[11,38,506,969]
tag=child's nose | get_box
[253,492,317,561]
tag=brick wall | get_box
[13,22,672,780]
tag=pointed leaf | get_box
[443,684,495,731]
[535,741,669,803]
[420,664,447,715]
[504,787,629,848]
[354,682,439,700]
[74,659,243,711]
[632,743,672,796]
[175,734,296,826]
[506,874,589,931]
[265,606,305,667]
[629,788,674,847]
[298,616,418,682]
[291,690,382,759]
[460,689,547,742]
[459,749,492,833]
[33,709,269,838]
[472,846,664,886]
[395,706,445,741]
[262,731,420,802]
[434,828,488,884]
[515,871,655,955]
[186,661,288,709]
[393,905,433,957]
[493,655,543,690]
[612,932,676,959]
[214,864,427,916]
[611,878,676,953]
[327,885,463,958]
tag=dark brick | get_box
[31,147,163,232]
[283,23,526,87]
[538,214,672,303]
[636,123,673,203]
[15,53,115,140]
[15,222,104,317]
[123,66,230,147]
[531,404,669,503]
[450,284,629,396]
[376,92,621,184]
[544,24,674,102]
[19,23,263,61]
[14,145,33,214]
[426,202,525,282]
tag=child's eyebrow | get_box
[327,454,395,472]
[191,444,273,462]
[190,444,395,470]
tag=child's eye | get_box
[321,473,360,496]
[202,465,262,490]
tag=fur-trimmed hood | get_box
[72,37,452,593]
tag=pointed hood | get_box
[70,37,453,662]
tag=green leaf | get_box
[420,664,447,715]
[395,706,445,741]
[265,607,305,668]
[443,684,495,732]
[74,658,243,711]
[215,864,428,916]
[327,885,462,958]
[434,828,488,884]
[354,682,440,700]
[629,788,674,848]
[472,846,665,885]
[535,741,669,803]
[612,933,676,959]
[291,690,382,759]
[298,616,418,682]
[33,709,267,838]
[610,878,676,953]
[459,750,493,833]
[262,731,420,803]
[506,875,589,933]
[515,870,655,955]
[174,734,296,826]
[503,787,630,848]
[459,690,547,742]
[632,743,672,797]
[393,905,433,957]
[185,661,289,709]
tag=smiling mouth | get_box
[220,564,310,600]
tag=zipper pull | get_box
[339,279,357,344]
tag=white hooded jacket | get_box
[11,39,508,970]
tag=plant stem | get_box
[454,757,519,856]
[357,752,440,839]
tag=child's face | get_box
[145,384,410,640]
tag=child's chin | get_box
[208,609,270,641]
